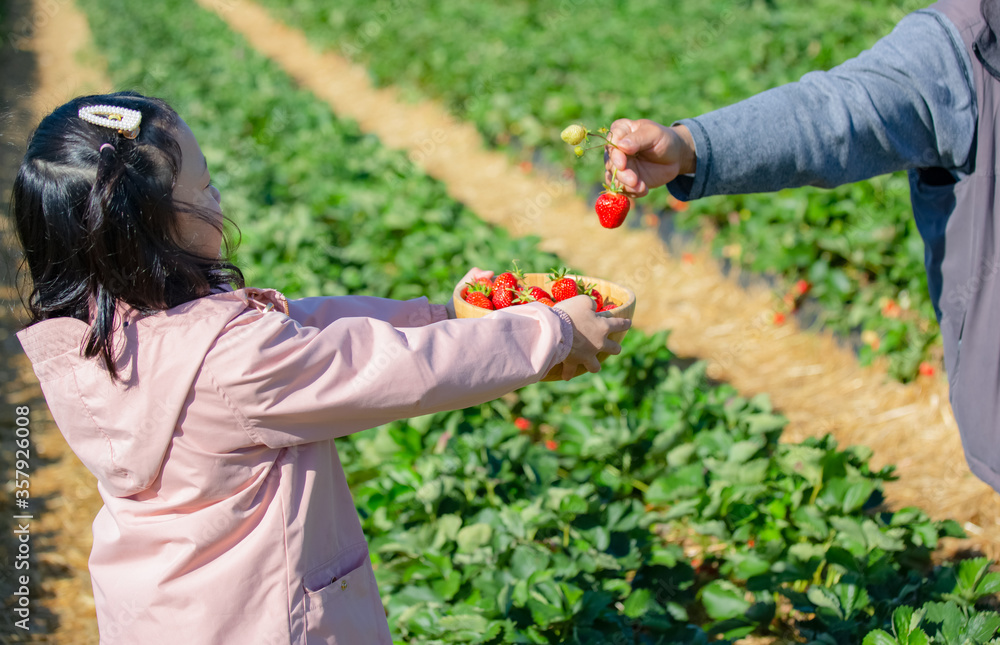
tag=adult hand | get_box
[447,267,495,319]
[553,295,632,380]
[604,119,696,198]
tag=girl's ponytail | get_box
[11,92,244,380]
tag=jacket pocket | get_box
[303,543,388,644]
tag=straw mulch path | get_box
[1,0,109,641]
[201,0,1000,560]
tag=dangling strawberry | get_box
[595,190,630,229]
[548,267,579,302]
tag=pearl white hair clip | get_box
[78,104,142,139]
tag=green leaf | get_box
[727,439,763,464]
[510,545,550,580]
[645,464,706,503]
[744,413,787,436]
[700,580,752,621]
[456,523,493,552]
[432,514,464,550]
[978,573,1000,598]
[807,585,843,619]
[439,614,491,633]
[956,558,992,595]
[923,601,964,644]
[892,606,919,642]
[622,588,653,619]
[967,611,1000,642]
[862,629,899,645]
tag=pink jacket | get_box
[16,287,573,644]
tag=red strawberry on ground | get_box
[549,267,579,302]
[882,299,902,318]
[464,283,495,310]
[595,191,630,228]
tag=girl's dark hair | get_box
[11,91,244,379]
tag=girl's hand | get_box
[604,119,696,198]
[447,267,495,319]
[553,295,632,380]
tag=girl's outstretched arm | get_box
[202,297,575,448]
[287,295,449,329]
[284,268,494,328]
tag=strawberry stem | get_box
[591,129,625,153]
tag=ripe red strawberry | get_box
[595,191,630,228]
[465,277,493,299]
[492,285,517,309]
[576,280,603,309]
[464,283,495,310]
[597,301,617,312]
[465,291,494,310]
[513,288,555,307]
[527,286,552,302]
[549,268,579,302]
[492,262,524,309]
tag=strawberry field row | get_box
[76,0,999,642]
[254,0,940,381]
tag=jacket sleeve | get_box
[286,295,448,329]
[203,302,573,448]
[667,9,977,200]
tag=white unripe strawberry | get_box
[561,124,587,146]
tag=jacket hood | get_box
[16,288,284,498]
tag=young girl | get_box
[12,92,630,644]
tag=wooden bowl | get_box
[453,273,636,381]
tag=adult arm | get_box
[608,9,977,200]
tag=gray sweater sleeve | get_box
[667,9,977,201]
